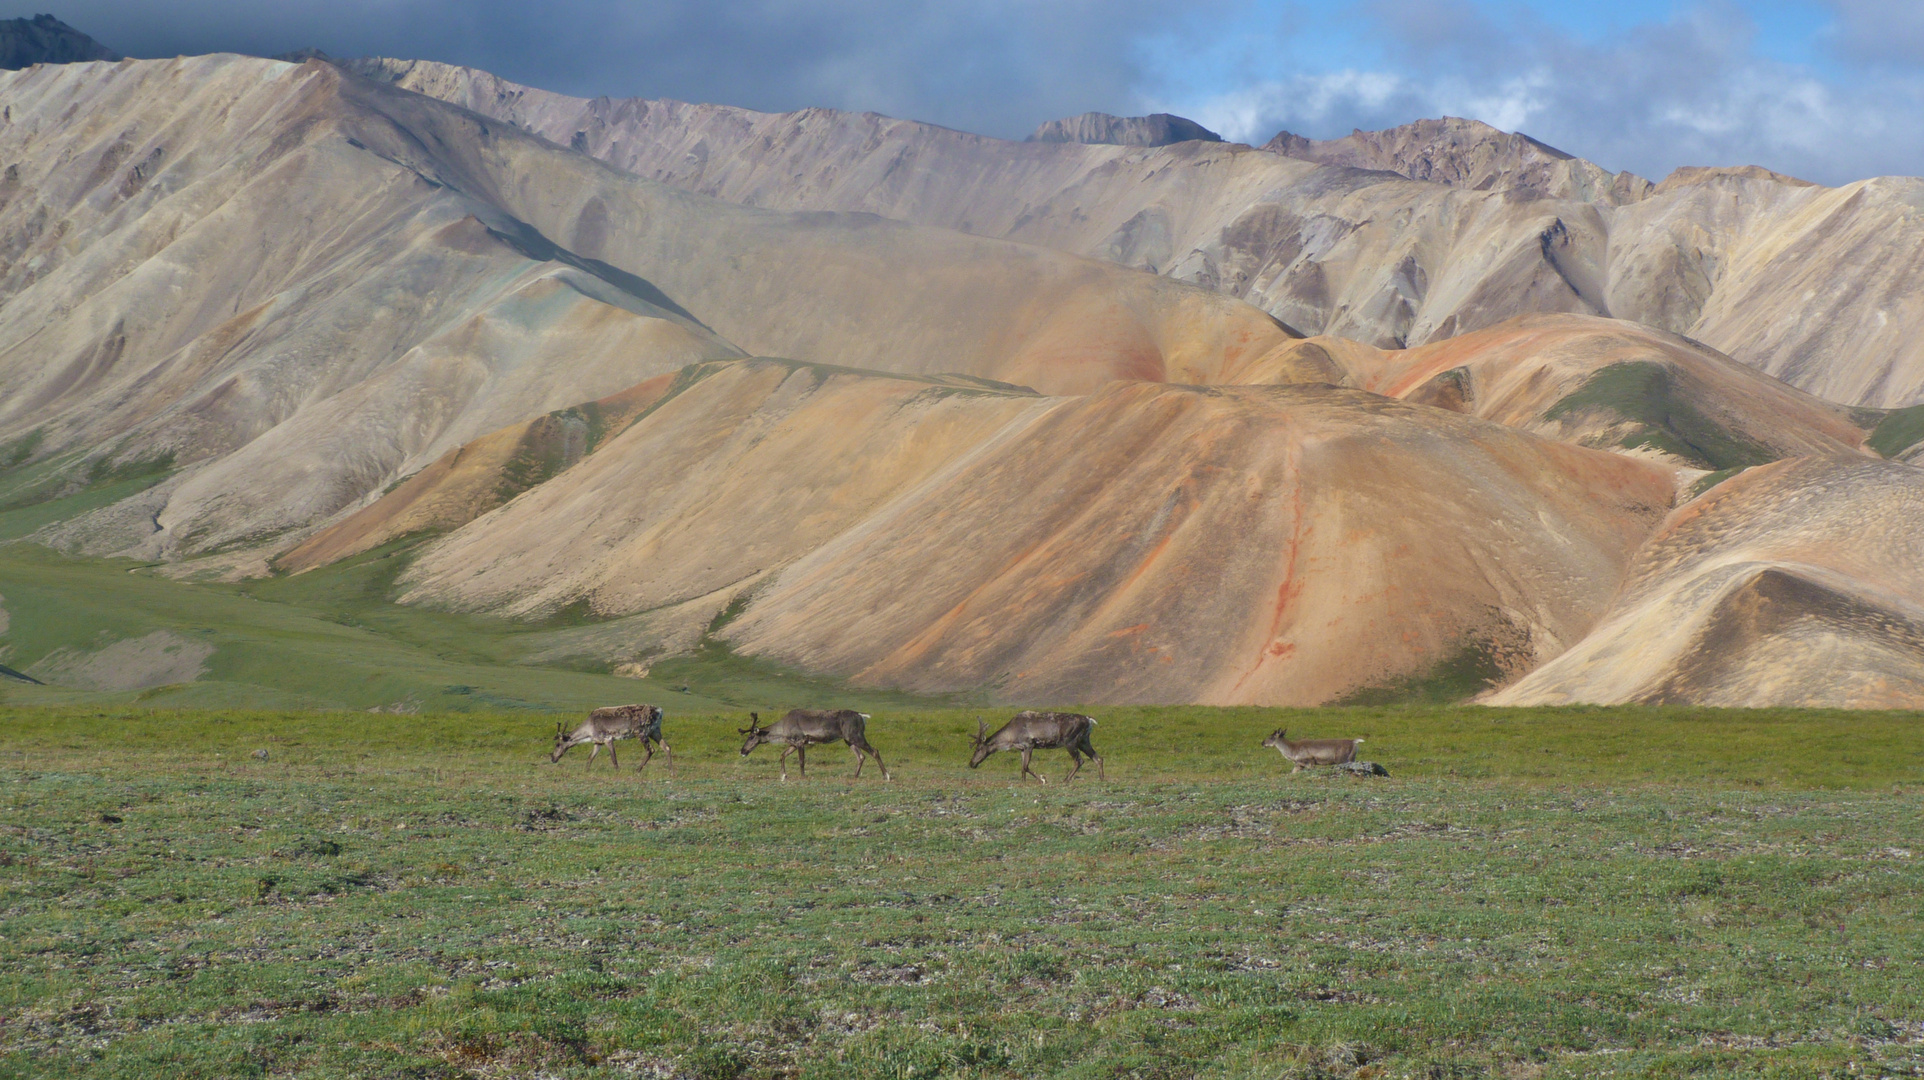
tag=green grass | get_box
[5,539,1923,1075]
[0,543,967,715]
[0,445,175,524]
[1544,363,1777,471]
[1686,466,1749,500]
[1868,403,1924,460]
[0,429,42,472]
[1332,642,1507,707]
[0,706,1920,1079]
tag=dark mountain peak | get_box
[1027,111,1221,147]
[0,14,119,70]
[272,48,338,65]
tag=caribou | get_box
[969,711,1103,783]
[1261,728,1363,772]
[551,704,673,773]
[738,709,891,781]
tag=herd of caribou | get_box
[551,705,1382,781]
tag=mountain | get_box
[1489,454,1924,708]
[1264,117,1651,205]
[343,57,1924,409]
[1027,112,1221,147]
[1320,313,1865,472]
[336,360,1678,705]
[3,52,1922,708]
[0,14,118,69]
[0,56,1286,567]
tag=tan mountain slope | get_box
[275,371,682,572]
[390,359,1677,704]
[0,55,1289,561]
[311,62,1295,393]
[397,360,1057,623]
[1265,116,1651,205]
[0,56,743,558]
[721,381,1678,704]
[344,57,1628,347]
[1488,454,1924,708]
[1653,165,1816,194]
[1320,314,1867,470]
[1612,170,1924,408]
[353,57,1924,407]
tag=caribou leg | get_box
[608,741,620,770]
[778,746,794,781]
[1020,746,1047,784]
[851,738,890,781]
[797,744,808,778]
[635,742,653,773]
[1081,735,1104,780]
[660,740,676,776]
[850,742,864,779]
[1063,749,1084,783]
[586,743,602,768]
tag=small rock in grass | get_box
[1336,761,1390,777]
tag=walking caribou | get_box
[738,709,891,781]
[551,704,673,773]
[969,711,1103,783]
[1261,728,1363,772]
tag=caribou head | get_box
[967,717,992,769]
[738,712,769,756]
[550,720,572,762]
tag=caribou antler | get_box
[738,711,761,734]
[972,717,988,747]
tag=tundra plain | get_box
[2,706,1921,1080]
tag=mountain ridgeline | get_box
[1,43,1922,709]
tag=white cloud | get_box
[1161,2,1924,184]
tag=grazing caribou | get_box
[969,711,1102,783]
[1261,729,1363,772]
[551,704,673,773]
[738,710,890,781]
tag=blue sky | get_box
[1135,0,1924,182]
[15,1,1924,184]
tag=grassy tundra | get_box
[1,706,1920,1079]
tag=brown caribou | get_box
[551,704,673,772]
[968,711,1103,783]
[1261,728,1363,771]
[738,709,890,781]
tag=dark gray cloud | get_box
[7,0,1233,139]
[1827,0,1924,64]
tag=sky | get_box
[11,0,1924,185]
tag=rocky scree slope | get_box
[349,56,1924,409]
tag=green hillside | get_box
[0,543,957,715]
